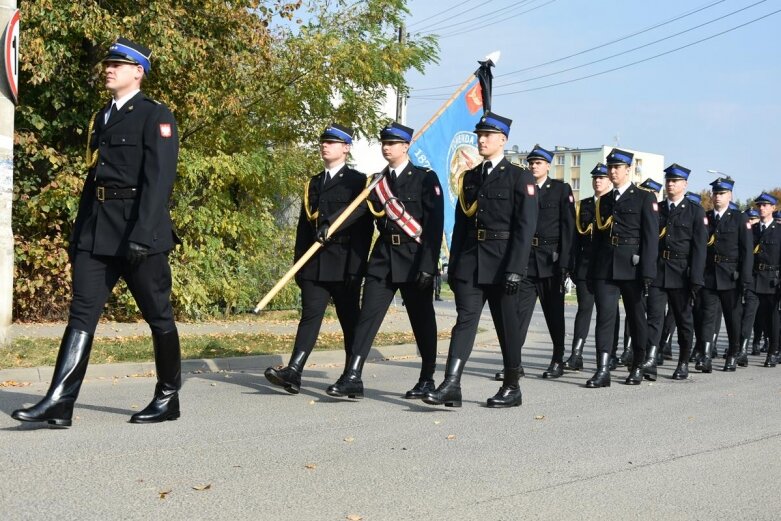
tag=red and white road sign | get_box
[3,9,19,104]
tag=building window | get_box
[555,154,565,166]
[572,154,581,166]
[571,178,580,190]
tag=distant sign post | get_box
[1,3,17,346]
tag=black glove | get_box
[126,241,150,268]
[504,272,522,295]
[560,269,570,294]
[690,284,701,306]
[416,271,434,290]
[643,277,652,298]
[316,223,330,245]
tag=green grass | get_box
[0,330,452,370]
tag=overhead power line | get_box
[411,0,730,93]
[416,0,535,35]
[406,0,476,30]
[435,0,557,39]
[493,0,768,90]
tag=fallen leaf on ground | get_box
[308,400,315,405]
[433,420,441,425]
[130,404,139,409]
[346,515,363,521]
[305,463,317,470]
[446,434,456,440]
[192,484,211,491]
[534,415,545,420]
[210,383,217,387]
[344,436,354,443]
[0,381,31,388]
[158,489,171,499]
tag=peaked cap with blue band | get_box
[590,162,608,177]
[606,148,634,166]
[474,111,512,137]
[103,37,152,74]
[745,208,759,218]
[319,123,354,144]
[773,210,781,219]
[710,177,735,193]
[754,192,778,205]
[685,191,702,204]
[664,163,691,180]
[527,144,554,163]
[729,201,740,211]
[380,122,414,143]
[639,178,662,193]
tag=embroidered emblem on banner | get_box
[159,124,172,138]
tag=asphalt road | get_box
[2,302,780,520]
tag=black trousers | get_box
[698,287,742,355]
[573,279,620,348]
[517,275,565,360]
[292,278,361,357]
[352,276,437,379]
[755,293,780,353]
[69,250,175,334]
[740,289,760,343]
[647,286,694,357]
[447,278,522,368]
[593,279,648,362]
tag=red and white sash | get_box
[374,174,422,244]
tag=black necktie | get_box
[761,223,766,233]
[670,202,676,211]
[613,189,620,200]
[481,161,492,183]
[714,213,720,225]
[108,103,118,122]
[323,171,331,187]
[391,169,397,180]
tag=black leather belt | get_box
[661,250,688,260]
[532,236,559,247]
[756,263,779,271]
[382,233,416,245]
[96,186,138,202]
[713,254,737,263]
[610,236,639,245]
[473,229,511,241]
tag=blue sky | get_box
[402,0,781,202]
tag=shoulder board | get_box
[549,178,563,185]
[142,97,161,105]
[689,199,702,207]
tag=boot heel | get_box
[347,393,364,399]
[643,372,657,381]
[444,400,462,408]
[47,418,72,428]
[167,411,181,421]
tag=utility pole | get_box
[0,0,19,346]
[395,24,405,123]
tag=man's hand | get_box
[126,241,150,268]
[560,269,570,294]
[416,271,434,290]
[316,223,330,245]
[690,284,701,306]
[505,272,522,295]
[643,277,652,298]
[346,273,362,289]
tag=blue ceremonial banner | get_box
[409,79,485,246]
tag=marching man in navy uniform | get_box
[586,148,659,387]
[642,164,707,380]
[565,163,619,371]
[12,38,181,427]
[423,112,538,408]
[264,124,372,394]
[696,177,753,373]
[326,122,444,399]
[499,144,574,380]
[747,193,781,367]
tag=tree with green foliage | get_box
[14,0,438,320]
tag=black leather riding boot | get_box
[696,341,713,373]
[12,327,93,428]
[487,366,523,408]
[619,337,633,367]
[736,339,749,367]
[564,338,585,371]
[265,350,308,394]
[326,355,365,398]
[661,331,674,360]
[423,357,465,407]
[639,345,658,381]
[672,342,690,380]
[585,352,611,388]
[130,329,181,423]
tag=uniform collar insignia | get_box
[127,105,134,112]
